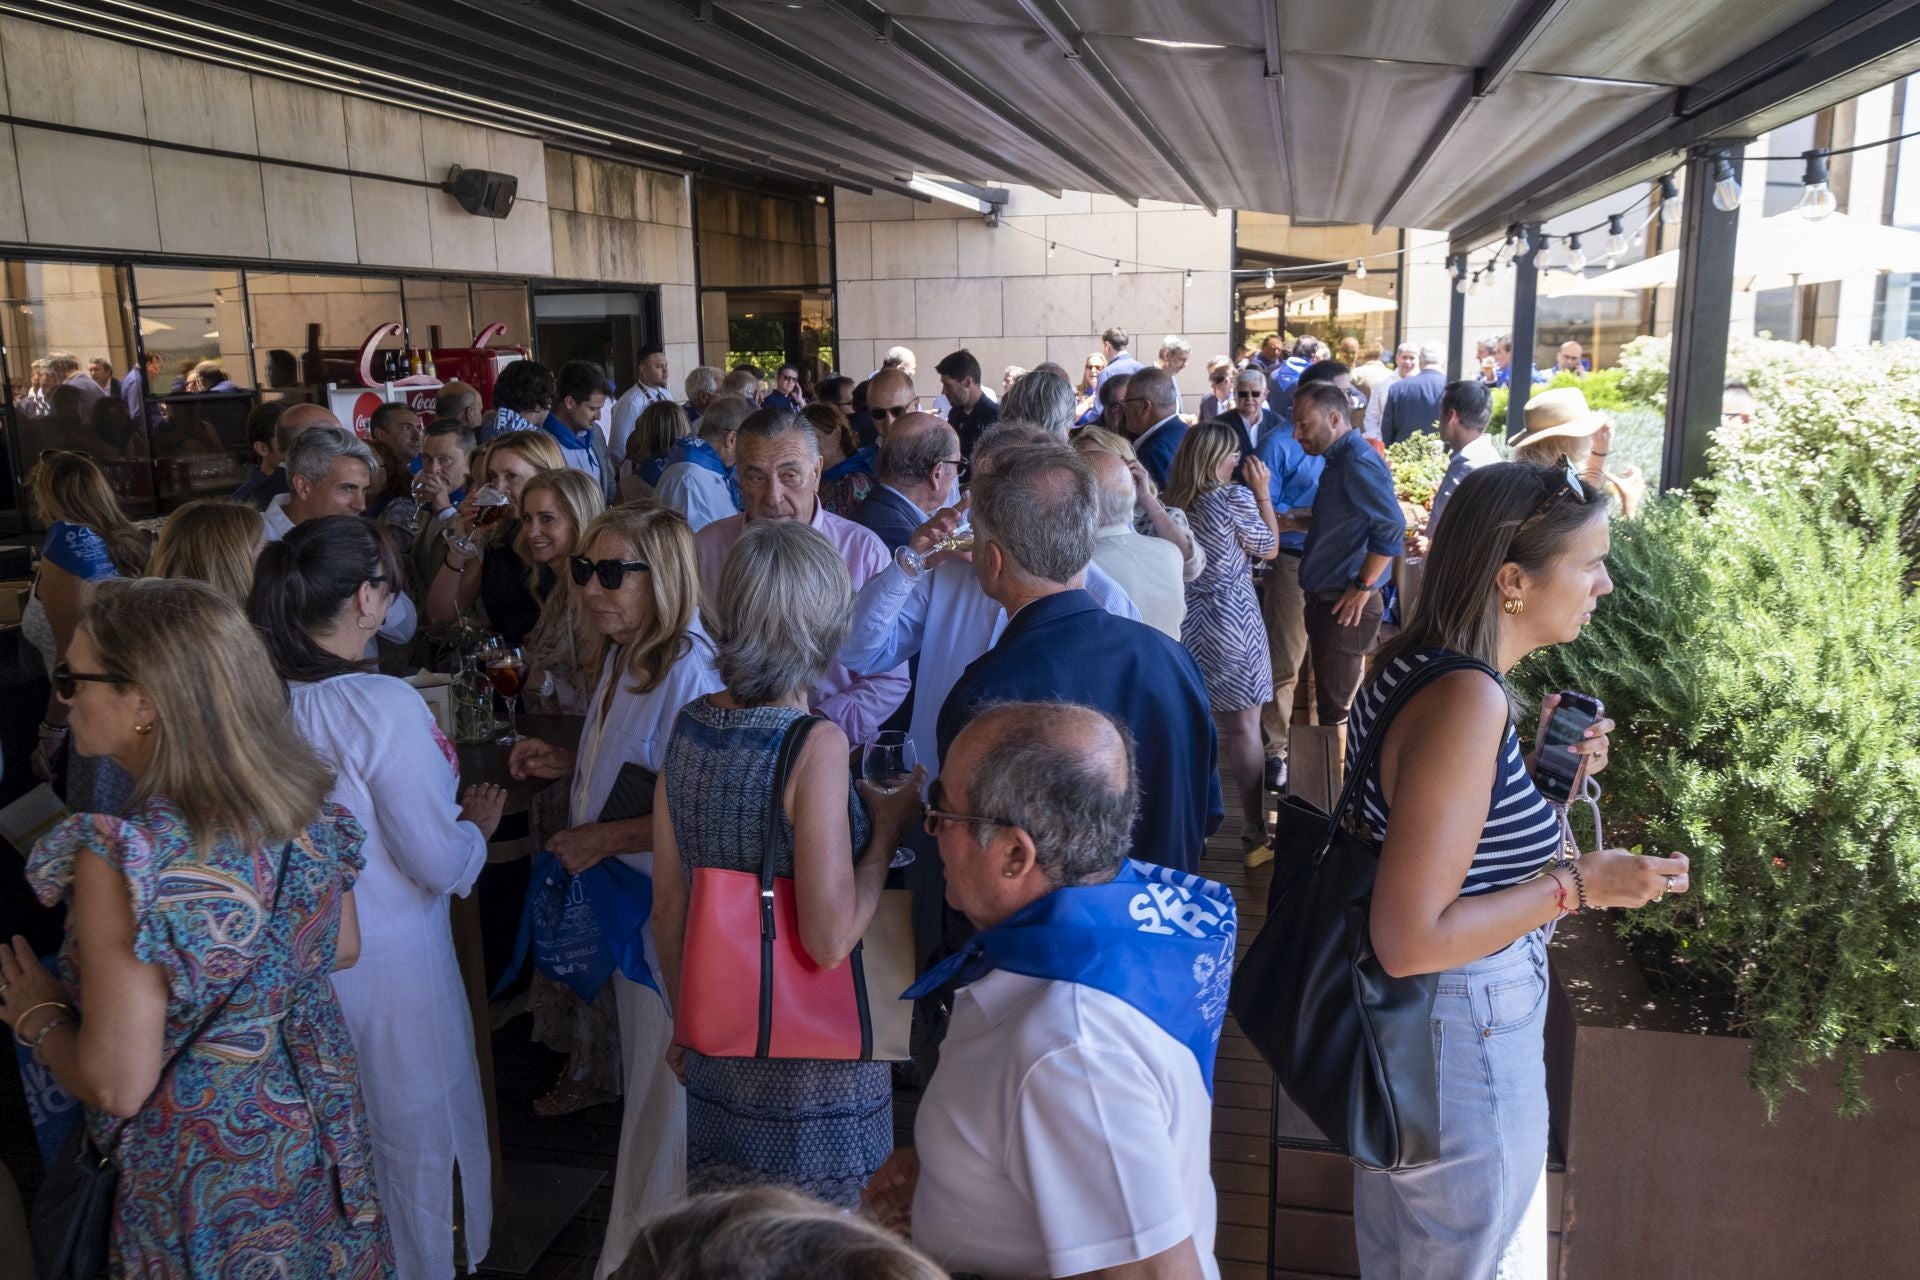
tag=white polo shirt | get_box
[912,971,1219,1280]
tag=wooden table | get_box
[455,712,583,815]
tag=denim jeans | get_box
[1352,929,1551,1280]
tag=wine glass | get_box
[486,646,527,744]
[896,528,975,575]
[861,730,918,869]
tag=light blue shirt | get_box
[840,561,1141,772]
[654,461,738,533]
[1095,353,1144,391]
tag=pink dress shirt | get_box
[694,500,911,744]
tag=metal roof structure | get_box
[32,0,1920,244]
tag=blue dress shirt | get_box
[1299,429,1403,593]
[1251,418,1325,554]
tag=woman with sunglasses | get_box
[25,450,151,813]
[423,432,567,643]
[1073,351,1107,422]
[506,505,725,1277]
[1196,355,1235,426]
[1344,462,1689,1277]
[250,515,507,1280]
[1,577,393,1278]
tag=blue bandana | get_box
[823,444,875,484]
[670,434,742,509]
[905,860,1237,1092]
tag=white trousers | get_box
[594,973,687,1279]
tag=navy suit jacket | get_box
[1381,368,1448,447]
[936,590,1223,872]
[849,485,925,554]
[1134,416,1188,490]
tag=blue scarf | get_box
[904,861,1237,1092]
[823,443,875,484]
[669,435,742,509]
[638,454,670,487]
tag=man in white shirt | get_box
[608,344,672,460]
[1084,449,1185,640]
[654,394,750,533]
[1425,379,1503,542]
[1362,342,1418,441]
[265,425,416,649]
[865,702,1222,1280]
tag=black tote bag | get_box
[1229,653,1496,1172]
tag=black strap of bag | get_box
[756,714,822,1058]
[32,838,296,1280]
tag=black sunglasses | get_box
[1234,389,1264,398]
[569,555,650,589]
[1523,454,1585,526]
[870,404,913,420]
[53,660,127,701]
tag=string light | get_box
[1112,259,1121,277]
[1184,268,1193,287]
[1659,174,1683,225]
[1797,150,1837,221]
[1566,234,1587,272]
[1353,259,1367,279]
[1710,152,1742,212]
[1264,267,1275,288]
[1047,240,1056,258]
[1606,214,1628,261]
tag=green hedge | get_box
[1489,367,1643,432]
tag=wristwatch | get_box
[1349,577,1379,592]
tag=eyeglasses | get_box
[1234,389,1264,399]
[52,660,127,700]
[569,555,650,589]
[922,778,1017,838]
[1522,454,1584,526]
[870,404,913,420]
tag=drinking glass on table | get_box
[862,730,919,868]
[486,645,528,744]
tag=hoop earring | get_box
[1502,597,1525,616]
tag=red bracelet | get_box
[1544,867,1575,918]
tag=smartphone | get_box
[1534,691,1603,806]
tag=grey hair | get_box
[735,406,818,460]
[722,369,759,399]
[882,345,915,367]
[876,419,958,484]
[1084,449,1137,527]
[970,441,1097,585]
[964,702,1138,888]
[1419,342,1445,366]
[1234,367,1266,389]
[1128,366,1179,414]
[697,393,754,444]
[1158,334,1191,360]
[1395,342,1419,358]
[713,520,853,705]
[999,370,1075,439]
[287,424,375,487]
[435,383,480,419]
[684,365,723,400]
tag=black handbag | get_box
[31,839,295,1279]
[1229,653,1497,1172]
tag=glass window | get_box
[0,260,146,525]
[244,270,406,399]
[471,282,533,350]
[131,266,255,509]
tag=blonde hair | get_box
[1162,419,1240,512]
[1072,426,1160,500]
[630,400,691,467]
[30,450,150,575]
[150,499,264,606]
[82,577,333,847]
[517,468,606,688]
[578,505,703,695]
[483,429,566,476]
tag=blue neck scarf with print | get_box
[904,860,1237,1092]
[670,434,742,509]
[823,443,875,484]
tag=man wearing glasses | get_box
[825,367,917,505]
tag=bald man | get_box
[850,411,960,553]
[1084,449,1185,640]
[1555,341,1586,375]
[238,401,343,512]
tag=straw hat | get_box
[1511,387,1605,449]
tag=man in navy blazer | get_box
[1379,343,1450,446]
[849,412,961,553]
[1120,366,1188,489]
[936,438,1223,873]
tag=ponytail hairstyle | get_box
[1376,460,1609,679]
[248,515,400,683]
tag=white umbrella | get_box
[1284,287,1399,318]
[1546,210,1920,296]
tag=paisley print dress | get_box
[26,797,395,1279]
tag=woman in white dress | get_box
[250,514,507,1280]
[508,504,724,1280]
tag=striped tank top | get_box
[1345,648,1562,896]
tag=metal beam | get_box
[1447,254,1467,382]
[1507,227,1543,441]
[820,0,1115,197]
[1013,0,1219,212]
[1663,145,1744,490]
[1257,0,1298,215]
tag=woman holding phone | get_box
[1348,460,1690,1278]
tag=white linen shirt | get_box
[1425,432,1504,538]
[263,496,416,651]
[653,461,737,533]
[839,561,1140,772]
[1092,523,1187,640]
[911,971,1220,1280]
[609,381,674,461]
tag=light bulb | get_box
[1264,267,1275,289]
[1469,274,1484,295]
[1355,259,1368,279]
[1505,224,1522,253]
[1710,154,1741,212]
[1516,227,1533,257]
[1184,269,1193,288]
[1455,275,1470,295]
[1797,150,1836,221]
[1566,234,1587,272]
[1112,259,1121,277]
[1606,215,1628,261]
[1659,174,1682,225]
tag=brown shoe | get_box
[533,1076,618,1117]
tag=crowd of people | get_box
[0,318,1689,1280]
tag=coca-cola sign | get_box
[350,391,383,438]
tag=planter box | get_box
[1256,913,1920,1277]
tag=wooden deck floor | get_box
[495,788,1280,1279]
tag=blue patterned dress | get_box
[25,798,395,1279]
[1180,484,1278,712]
[663,699,892,1208]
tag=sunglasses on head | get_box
[52,659,127,701]
[569,555,650,589]
[1523,454,1585,526]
